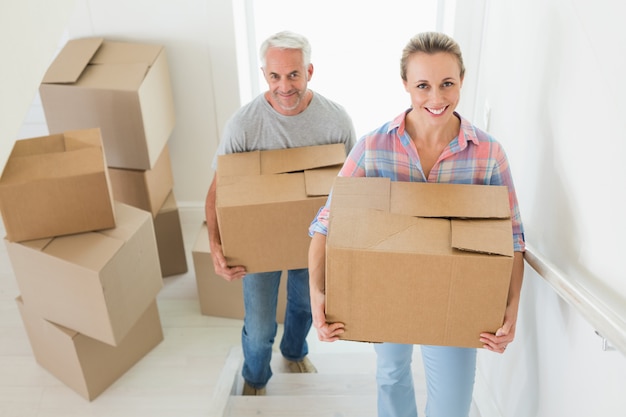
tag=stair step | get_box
[216,346,428,416]
[243,372,377,396]
[226,394,377,417]
[271,351,379,375]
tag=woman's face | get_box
[403,51,463,126]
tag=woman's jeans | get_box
[374,343,476,417]
[241,268,312,388]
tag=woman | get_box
[308,32,525,417]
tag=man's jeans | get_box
[241,268,312,388]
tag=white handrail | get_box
[524,244,626,356]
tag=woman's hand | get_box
[481,251,524,354]
[309,232,344,342]
[311,288,345,342]
[480,304,517,354]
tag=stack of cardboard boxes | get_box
[0,129,164,401]
[0,36,183,400]
[39,36,187,278]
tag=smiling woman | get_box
[238,0,441,138]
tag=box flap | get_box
[75,63,149,90]
[1,140,105,184]
[329,207,453,255]
[31,203,143,271]
[39,232,124,272]
[328,177,514,257]
[303,165,341,196]
[63,128,104,150]
[99,202,150,240]
[15,296,79,339]
[390,182,510,219]
[217,151,261,178]
[217,173,307,206]
[451,219,514,257]
[260,144,346,174]
[1,147,104,184]
[17,237,53,252]
[42,37,103,84]
[7,134,66,158]
[330,176,391,212]
[91,41,162,66]
[217,144,346,178]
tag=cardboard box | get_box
[0,128,115,242]
[154,191,188,277]
[39,37,176,170]
[326,177,514,348]
[192,223,287,323]
[108,145,174,218]
[216,143,346,273]
[16,296,163,401]
[6,202,163,346]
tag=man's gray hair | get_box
[259,30,312,68]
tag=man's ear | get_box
[307,63,314,81]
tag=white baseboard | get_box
[177,202,205,226]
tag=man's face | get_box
[262,47,313,116]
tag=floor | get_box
[0,210,480,417]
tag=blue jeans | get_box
[375,343,476,417]
[241,268,312,388]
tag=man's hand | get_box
[210,241,246,281]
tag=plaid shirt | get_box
[309,110,526,252]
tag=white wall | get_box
[453,0,626,415]
[0,0,76,171]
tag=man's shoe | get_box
[242,381,266,396]
[286,356,317,373]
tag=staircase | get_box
[208,346,427,417]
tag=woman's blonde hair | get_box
[400,32,465,81]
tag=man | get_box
[205,30,355,396]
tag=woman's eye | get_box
[417,83,428,89]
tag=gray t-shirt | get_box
[212,91,356,168]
